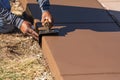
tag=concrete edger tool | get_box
[33,19,59,45]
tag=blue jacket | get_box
[0,0,50,28]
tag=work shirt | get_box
[0,0,50,28]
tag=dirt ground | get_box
[0,0,54,80]
[0,29,53,80]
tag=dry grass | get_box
[0,32,53,80]
[0,1,53,79]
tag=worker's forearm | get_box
[0,7,23,28]
[37,0,50,13]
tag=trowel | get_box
[35,19,59,44]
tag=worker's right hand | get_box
[41,11,54,28]
[20,21,39,40]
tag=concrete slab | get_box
[19,0,27,10]
[97,0,120,23]
[49,0,114,23]
[98,0,120,2]
[50,0,104,8]
[42,23,120,80]
[102,2,120,11]
[20,0,37,11]
[63,75,120,80]
[22,0,120,80]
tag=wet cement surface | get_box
[41,0,120,80]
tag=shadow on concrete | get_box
[50,5,113,23]
[56,23,120,36]
[24,4,120,36]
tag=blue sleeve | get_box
[0,3,23,29]
[37,0,50,13]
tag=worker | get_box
[0,0,53,40]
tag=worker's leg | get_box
[0,0,14,33]
[0,0,11,10]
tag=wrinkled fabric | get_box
[37,0,50,12]
[0,0,11,10]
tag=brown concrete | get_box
[19,0,27,10]
[42,23,120,80]
[50,0,104,8]
[63,75,120,80]
[20,0,37,10]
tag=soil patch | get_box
[0,30,54,80]
[0,0,54,79]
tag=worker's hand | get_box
[41,11,53,28]
[20,21,38,40]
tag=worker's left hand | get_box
[20,21,39,40]
[41,11,54,28]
